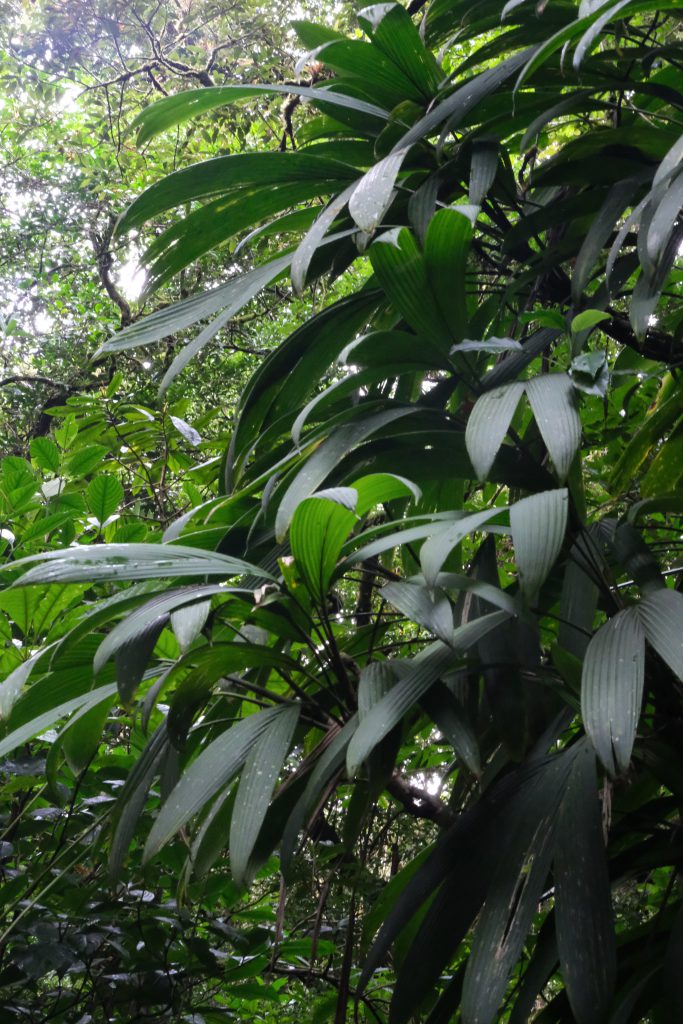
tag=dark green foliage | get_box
[2,1,683,1021]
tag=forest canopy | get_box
[0,1,682,1022]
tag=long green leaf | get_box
[554,742,616,1024]
[510,489,568,600]
[229,703,300,887]
[144,182,332,290]
[144,706,283,860]
[9,543,272,586]
[158,255,292,395]
[466,382,525,481]
[638,587,683,682]
[93,585,229,673]
[525,375,581,482]
[348,148,408,232]
[395,48,535,151]
[274,407,414,540]
[0,646,55,721]
[280,715,358,877]
[0,683,117,759]
[381,581,454,644]
[129,84,388,148]
[573,0,633,70]
[572,175,645,302]
[461,753,572,1024]
[420,508,509,588]
[347,611,509,776]
[581,607,645,776]
[118,151,361,236]
[109,723,169,880]
[291,184,356,293]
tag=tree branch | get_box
[387,774,455,827]
[0,375,67,389]
[89,214,132,326]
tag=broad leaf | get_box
[554,742,616,1024]
[9,544,272,586]
[525,375,581,482]
[510,489,568,600]
[581,608,645,775]
[290,493,358,601]
[466,383,525,481]
[229,703,300,887]
[349,148,408,232]
[381,581,454,644]
[420,508,509,587]
[86,474,124,524]
[347,611,510,776]
[144,705,284,860]
[638,587,683,682]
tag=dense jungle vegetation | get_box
[0,0,682,1021]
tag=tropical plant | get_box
[2,1,683,1022]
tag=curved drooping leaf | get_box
[93,585,229,673]
[144,705,286,861]
[396,47,535,151]
[638,587,683,682]
[291,183,357,293]
[644,166,683,273]
[381,581,454,645]
[572,175,646,301]
[109,723,170,881]
[460,751,575,1024]
[559,549,599,660]
[157,255,292,395]
[572,0,633,70]
[347,611,510,777]
[348,148,409,232]
[609,380,683,494]
[420,508,509,587]
[280,715,359,877]
[0,646,53,721]
[0,683,117,760]
[128,86,388,154]
[352,472,421,514]
[469,138,498,205]
[525,374,581,482]
[482,328,561,390]
[581,608,645,776]
[554,742,616,1024]
[421,683,481,777]
[115,622,165,704]
[465,382,525,481]
[8,543,273,586]
[434,572,519,617]
[510,489,568,600]
[274,406,415,540]
[229,703,300,887]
